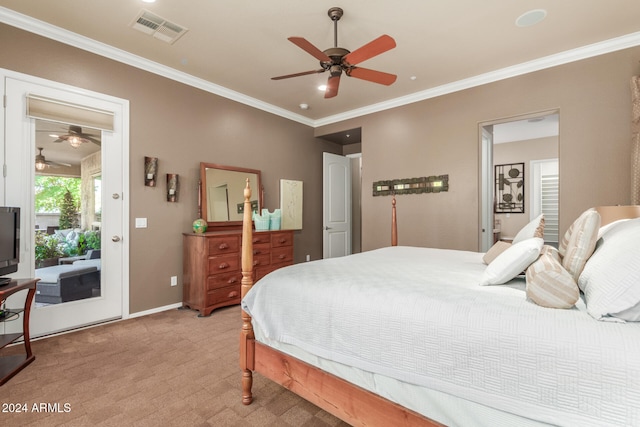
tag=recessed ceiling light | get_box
[299,103,309,110]
[318,84,327,91]
[515,9,547,27]
[142,0,156,3]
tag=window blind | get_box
[541,174,559,243]
[26,94,114,131]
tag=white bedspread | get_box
[242,246,640,426]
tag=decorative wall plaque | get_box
[373,175,449,196]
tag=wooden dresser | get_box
[182,229,294,317]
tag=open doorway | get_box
[479,111,559,251]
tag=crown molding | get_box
[3,7,640,129]
[0,7,315,127]
[315,31,640,127]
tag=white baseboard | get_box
[128,302,183,319]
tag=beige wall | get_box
[1,24,341,314]
[317,46,638,252]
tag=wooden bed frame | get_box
[238,181,437,426]
[238,178,640,426]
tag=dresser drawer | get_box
[271,246,293,264]
[252,253,270,269]
[251,232,272,245]
[207,272,242,291]
[206,285,240,306]
[271,232,293,248]
[252,242,270,256]
[208,236,240,255]
[207,253,240,274]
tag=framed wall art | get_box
[495,163,525,213]
[280,179,303,230]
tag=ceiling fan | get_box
[49,125,101,147]
[272,7,397,99]
[35,147,71,171]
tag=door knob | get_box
[324,226,332,230]
[112,193,120,199]
[112,236,121,242]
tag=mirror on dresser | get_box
[199,162,262,230]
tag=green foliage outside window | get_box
[34,176,81,213]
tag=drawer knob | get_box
[218,262,229,269]
[278,238,287,244]
[219,243,229,250]
[253,250,261,255]
[228,291,239,299]
[227,277,237,284]
[278,254,286,259]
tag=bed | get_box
[238,180,640,426]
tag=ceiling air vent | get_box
[131,10,188,44]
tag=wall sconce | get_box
[166,174,179,202]
[144,156,158,187]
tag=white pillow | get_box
[578,218,640,321]
[479,237,543,285]
[512,214,545,244]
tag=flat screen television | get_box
[0,207,20,286]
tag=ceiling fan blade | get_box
[48,160,72,168]
[347,67,397,86]
[343,34,396,66]
[84,136,101,146]
[272,69,325,80]
[324,75,341,99]
[288,37,331,62]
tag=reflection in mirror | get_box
[200,163,261,228]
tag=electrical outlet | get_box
[170,276,178,287]
[306,254,310,262]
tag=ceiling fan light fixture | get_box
[68,136,83,148]
[272,8,397,99]
[35,159,47,171]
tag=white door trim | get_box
[2,68,130,335]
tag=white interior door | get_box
[2,72,129,337]
[323,152,351,258]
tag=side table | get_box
[0,278,38,385]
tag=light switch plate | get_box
[135,217,148,228]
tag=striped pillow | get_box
[558,208,596,257]
[561,209,601,281]
[526,252,579,309]
[482,240,511,264]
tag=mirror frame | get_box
[199,162,262,230]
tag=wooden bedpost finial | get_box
[391,195,398,247]
[244,178,251,200]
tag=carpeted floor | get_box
[0,305,350,426]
